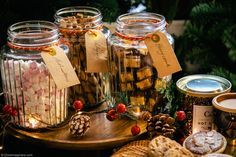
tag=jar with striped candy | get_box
[107,12,173,113]
[54,6,110,108]
[0,21,69,129]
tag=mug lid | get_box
[212,93,236,113]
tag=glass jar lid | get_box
[176,74,231,97]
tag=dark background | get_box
[0,0,194,47]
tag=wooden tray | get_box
[6,105,147,150]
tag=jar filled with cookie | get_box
[108,12,175,113]
[54,6,110,108]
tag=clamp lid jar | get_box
[108,12,173,113]
[1,20,69,129]
[54,6,110,108]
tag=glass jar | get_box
[54,6,110,108]
[0,21,69,129]
[108,12,173,112]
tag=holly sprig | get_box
[104,93,138,121]
[72,95,141,136]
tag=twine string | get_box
[7,41,60,52]
[59,25,103,35]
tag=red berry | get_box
[73,100,84,111]
[106,109,118,121]
[131,125,141,136]
[10,108,18,117]
[176,111,186,121]
[3,104,12,114]
[116,103,126,113]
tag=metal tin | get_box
[176,74,231,134]
[176,74,231,97]
[212,93,236,146]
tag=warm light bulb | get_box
[28,114,40,128]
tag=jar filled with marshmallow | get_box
[0,21,69,129]
[108,13,173,113]
[54,6,110,108]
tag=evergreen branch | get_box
[120,112,137,121]
[113,92,129,106]
[223,25,236,48]
[222,25,236,61]
[184,23,207,45]
[210,67,236,91]
[190,2,226,25]
[158,84,176,115]
[206,19,230,40]
[228,50,236,62]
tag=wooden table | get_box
[5,106,147,151]
[4,103,236,156]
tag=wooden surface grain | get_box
[6,105,147,150]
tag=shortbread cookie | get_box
[124,140,150,147]
[111,146,149,157]
[183,130,227,156]
[148,135,194,157]
[111,140,150,157]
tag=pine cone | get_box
[69,113,90,136]
[146,113,176,139]
[139,111,152,121]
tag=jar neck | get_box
[8,21,60,48]
[116,12,166,38]
[54,6,103,31]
